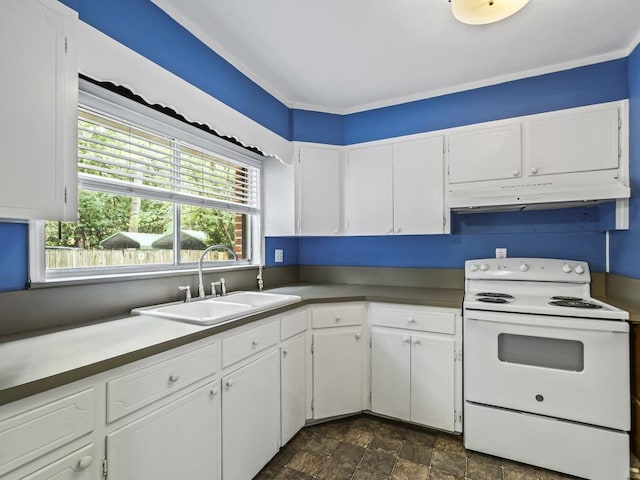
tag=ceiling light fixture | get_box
[450,0,530,25]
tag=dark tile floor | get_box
[253,414,590,480]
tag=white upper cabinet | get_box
[346,144,394,235]
[448,123,522,184]
[523,104,620,177]
[298,146,342,235]
[393,137,446,235]
[346,137,447,236]
[0,0,78,221]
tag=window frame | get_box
[30,79,264,285]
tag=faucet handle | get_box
[178,285,191,302]
[211,281,221,297]
[220,277,226,296]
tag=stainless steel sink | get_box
[132,291,302,325]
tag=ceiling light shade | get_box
[451,0,529,25]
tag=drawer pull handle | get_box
[535,394,544,402]
[413,339,422,345]
[283,348,289,356]
[403,336,411,344]
[355,333,361,340]
[407,317,416,323]
[252,340,259,347]
[226,379,235,388]
[76,455,93,471]
[335,315,342,322]
[210,386,219,396]
[169,372,180,382]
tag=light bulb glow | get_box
[451,0,530,25]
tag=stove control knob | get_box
[479,263,489,271]
[562,263,572,273]
[574,264,585,274]
[469,264,479,272]
[519,263,529,272]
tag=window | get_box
[32,79,262,281]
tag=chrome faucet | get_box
[198,245,237,298]
[178,285,192,302]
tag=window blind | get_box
[77,108,260,216]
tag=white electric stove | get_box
[463,258,630,480]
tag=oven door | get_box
[463,309,629,430]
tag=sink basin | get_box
[137,301,253,325]
[132,291,302,325]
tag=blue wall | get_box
[610,44,640,279]
[0,1,636,290]
[0,223,28,292]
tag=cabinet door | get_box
[411,334,455,431]
[345,145,393,235]
[393,137,445,234]
[0,0,77,221]
[313,329,364,418]
[524,105,619,177]
[448,124,521,184]
[107,382,221,480]
[371,330,411,421]
[281,334,307,445]
[222,351,279,480]
[298,146,342,235]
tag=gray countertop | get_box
[0,284,463,406]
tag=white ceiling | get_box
[151,0,640,114]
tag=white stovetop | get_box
[464,292,629,321]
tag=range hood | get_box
[448,177,630,213]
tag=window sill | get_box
[29,264,260,289]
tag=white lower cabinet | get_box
[281,333,307,445]
[313,327,365,419]
[371,330,411,421]
[106,381,221,480]
[370,304,462,432]
[222,350,280,480]
[410,333,455,430]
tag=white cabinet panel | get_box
[106,382,221,480]
[313,328,364,418]
[0,0,77,221]
[107,342,219,422]
[370,330,411,421]
[393,137,445,234]
[346,145,393,235]
[298,146,342,235]
[524,105,619,177]
[21,444,96,480]
[0,388,95,477]
[411,334,455,431]
[263,156,295,236]
[222,351,279,480]
[448,124,521,184]
[281,334,306,445]
[280,308,308,341]
[222,321,278,368]
[311,303,364,329]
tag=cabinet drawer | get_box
[223,321,279,368]
[22,443,96,480]
[107,342,219,423]
[281,309,308,340]
[0,388,95,477]
[311,304,364,329]
[370,305,455,334]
